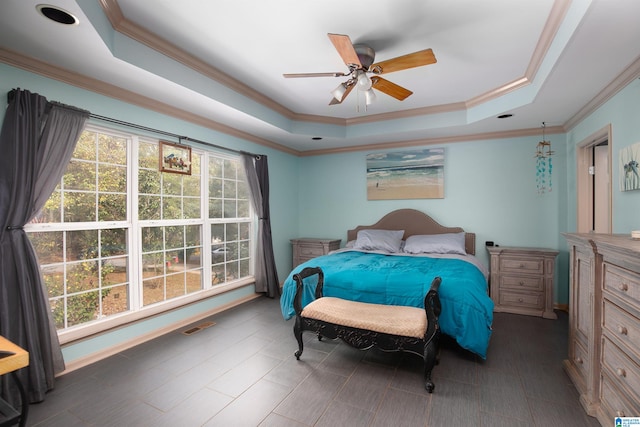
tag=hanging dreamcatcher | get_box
[535,122,554,194]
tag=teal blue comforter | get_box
[280,250,494,359]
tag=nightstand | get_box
[486,246,558,319]
[290,238,341,268]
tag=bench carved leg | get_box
[423,334,439,392]
[293,317,304,360]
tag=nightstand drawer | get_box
[298,245,325,257]
[500,275,543,291]
[603,262,640,311]
[499,290,543,309]
[499,257,544,274]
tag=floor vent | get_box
[182,321,216,336]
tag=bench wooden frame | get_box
[292,267,442,392]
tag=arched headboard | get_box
[347,209,476,255]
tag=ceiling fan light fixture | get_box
[356,71,372,91]
[330,83,348,102]
[364,89,376,105]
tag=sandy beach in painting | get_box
[367,171,444,200]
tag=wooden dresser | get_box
[290,238,341,268]
[563,233,640,424]
[486,246,558,319]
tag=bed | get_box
[280,209,494,359]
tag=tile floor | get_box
[26,297,601,426]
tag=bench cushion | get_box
[301,297,427,339]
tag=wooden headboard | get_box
[347,209,476,255]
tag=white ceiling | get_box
[1,0,640,154]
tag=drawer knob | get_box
[617,325,628,336]
[619,283,629,292]
[518,298,524,303]
[616,411,626,417]
[575,357,583,364]
[519,263,525,268]
[519,281,525,286]
[616,367,627,378]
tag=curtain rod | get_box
[7,88,261,159]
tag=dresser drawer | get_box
[603,262,640,310]
[499,290,543,310]
[571,339,591,386]
[600,372,640,419]
[602,337,640,403]
[499,257,544,274]
[603,300,640,358]
[500,275,543,291]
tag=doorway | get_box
[576,125,612,233]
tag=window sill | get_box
[58,276,255,345]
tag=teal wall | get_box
[3,62,640,365]
[297,135,568,302]
[565,77,640,234]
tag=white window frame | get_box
[25,125,255,344]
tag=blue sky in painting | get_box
[366,148,444,171]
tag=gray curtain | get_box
[0,89,89,403]
[242,153,280,297]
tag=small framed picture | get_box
[159,141,191,175]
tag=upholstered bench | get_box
[292,267,441,392]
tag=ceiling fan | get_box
[283,33,437,106]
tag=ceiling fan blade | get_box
[371,77,413,101]
[283,72,348,78]
[328,33,362,67]
[370,48,436,74]
[329,83,355,105]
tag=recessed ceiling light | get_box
[497,114,513,119]
[36,4,79,25]
[311,137,323,141]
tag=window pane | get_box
[138,142,159,169]
[162,174,182,196]
[67,230,98,261]
[142,227,163,252]
[30,231,63,264]
[139,195,161,220]
[64,160,95,191]
[64,192,96,222]
[139,169,161,194]
[98,193,126,221]
[162,197,182,219]
[98,164,126,193]
[73,132,96,161]
[98,134,127,165]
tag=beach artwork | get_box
[620,141,640,191]
[367,148,444,200]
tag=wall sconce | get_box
[535,122,554,194]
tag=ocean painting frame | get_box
[367,148,444,200]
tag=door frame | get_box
[576,124,612,233]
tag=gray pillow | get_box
[354,229,405,253]
[403,232,466,255]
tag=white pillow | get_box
[403,232,467,255]
[354,229,405,253]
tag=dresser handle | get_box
[519,281,525,286]
[616,367,626,378]
[619,283,629,292]
[617,325,628,335]
[575,357,583,364]
[519,263,525,268]
[616,410,626,417]
[518,298,524,303]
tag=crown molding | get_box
[0,47,298,156]
[298,126,566,157]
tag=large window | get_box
[26,127,253,334]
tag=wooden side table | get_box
[0,336,29,427]
[486,246,558,319]
[290,238,341,268]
